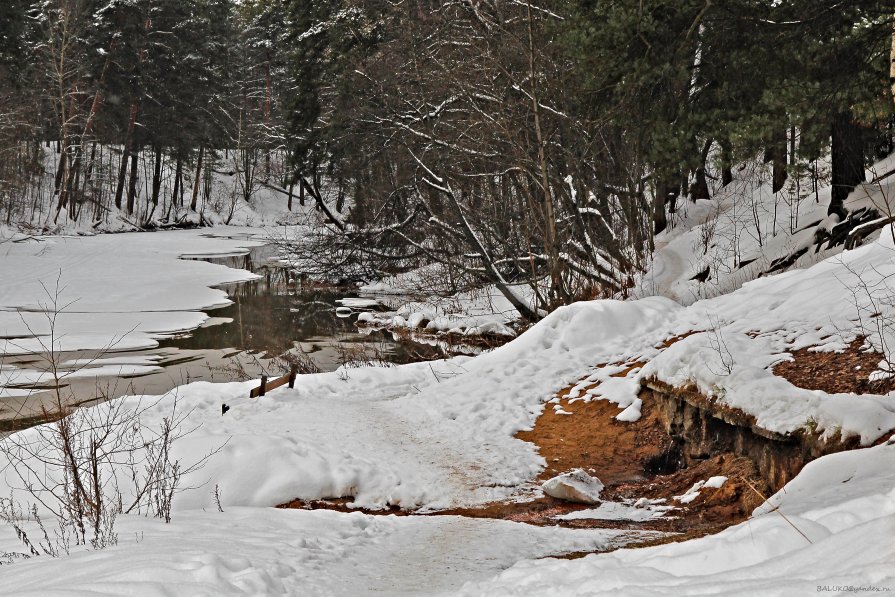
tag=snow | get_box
[0,507,636,596]
[0,148,319,235]
[704,475,728,489]
[336,297,382,309]
[580,366,646,421]
[0,291,682,595]
[542,470,604,504]
[0,157,894,593]
[0,296,680,528]
[641,232,895,444]
[0,362,163,387]
[674,481,706,504]
[555,500,673,522]
[635,159,834,304]
[355,266,534,338]
[615,399,643,422]
[61,356,163,367]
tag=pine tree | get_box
[0,0,29,87]
[564,0,895,230]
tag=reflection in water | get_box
[172,247,438,367]
[165,288,355,354]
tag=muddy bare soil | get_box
[774,336,895,394]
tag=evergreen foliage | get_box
[1,1,894,314]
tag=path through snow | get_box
[0,508,639,596]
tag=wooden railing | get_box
[250,365,299,398]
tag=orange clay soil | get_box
[280,357,767,544]
[516,369,673,486]
[774,336,895,394]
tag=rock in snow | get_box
[542,469,604,504]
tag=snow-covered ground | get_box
[0,297,679,514]
[0,508,639,596]
[1,147,315,235]
[1,242,893,593]
[0,299,677,594]
[635,154,895,304]
[0,162,894,594]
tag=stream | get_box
[0,243,439,430]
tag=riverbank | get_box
[0,227,457,426]
[0,220,893,594]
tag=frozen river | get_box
[0,227,421,430]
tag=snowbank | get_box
[643,231,895,444]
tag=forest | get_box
[2,3,895,594]
[2,1,895,317]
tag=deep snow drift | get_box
[0,298,681,595]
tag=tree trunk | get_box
[54,151,66,195]
[654,172,682,235]
[55,146,74,218]
[172,155,183,206]
[85,142,97,185]
[115,104,140,210]
[151,146,162,206]
[690,138,713,200]
[720,139,733,187]
[830,111,865,218]
[114,148,129,210]
[190,146,204,211]
[525,0,562,305]
[299,175,345,230]
[80,143,97,215]
[67,145,83,221]
[203,160,212,204]
[770,128,788,193]
[890,15,895,106]
[336,178,345,213]
[126,149,139,215]
[653,180,668,235]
